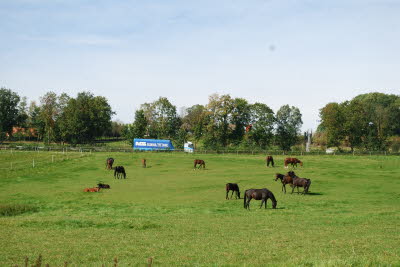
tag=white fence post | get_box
[32,159,35,168]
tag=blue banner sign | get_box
[133,138,174,151]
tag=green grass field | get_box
[0,151,399,266]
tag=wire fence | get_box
[1,145,399,156]
[0,149,92,172]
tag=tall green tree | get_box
[319,102,346,149]
[204,94,234,148]
[275,105,303,151]
[230,98,250,145]
[182,105,207,143]
[247,103,275,148]
[141,97,179,139]
[0,88,20,140]
[59,92,113,144]
[122,109,148,145]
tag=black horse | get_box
[226,183,241,199]
[114,166,126,179]
[97,183,111,189]
[266,156,274,167]
[244,188,277,210]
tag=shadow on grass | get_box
[306,192,324,196]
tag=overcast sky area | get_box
[1,0,399,131]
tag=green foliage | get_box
[275,105,303,151]
[247,102,275,149]
[0,87,20,140]
[58,92,114,144]
[319,92,400,151]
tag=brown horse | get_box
[226,183,240,199]
[84,187,100,192]
[194,159,205,169]
[274,171,296,193]
[266,156,274,167]
[106,158,114,170]
[292,176,311,195]
[244,188,277,209]
[284,157,303,168]
[142,158,147,168]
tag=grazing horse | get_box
[226,183,241,199]
[142,158,146,168]
[266,156,275,167]
[114,166,126,179]
[244,188,277,210]
[194,159,206,169]
[106,158,114,170]
[291,176,311,195]
[97,183,110,189]
[84,187,100,192]
[284,157,303,168]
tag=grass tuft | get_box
[0,204,38,216]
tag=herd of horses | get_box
[85,155,312,211]
[226,155,312,209]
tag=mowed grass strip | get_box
[0,152,399,266]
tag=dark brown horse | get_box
[284,157,303,168]
[194,159,205,169]
[226,183,241,199]
[142,158,146,168]
[266,156,274,167]
[106,158,114,170]
[274,171,297,193]
[292,176,311,194]
[244,188,277,209]
[114,166,126,179]
[97,183,110,189]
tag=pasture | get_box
[0,151,399,266]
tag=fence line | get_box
[0,145,399,156]
[0,151,91,171]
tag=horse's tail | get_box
[306,179,311,193]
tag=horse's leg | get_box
[226,190,229,200]
[260,199,264,209]
[265,199,268,209]
[231,191,234,199]
[291,185,295,194]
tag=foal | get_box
[226,183,241,199]
[244,188,277,209]
[84,187,100,192]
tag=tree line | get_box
[0,88,114,144]
[318,92,400,151]
[122,93,303,150]
[1,87,399,151]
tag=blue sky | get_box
[1,0,399,131]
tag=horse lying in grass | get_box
[194,159,205,169]
[84,187,100,192]
[244,188,277,209]
[97,183,110,189]
[226,183,240,199]
[114,166,126,179]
